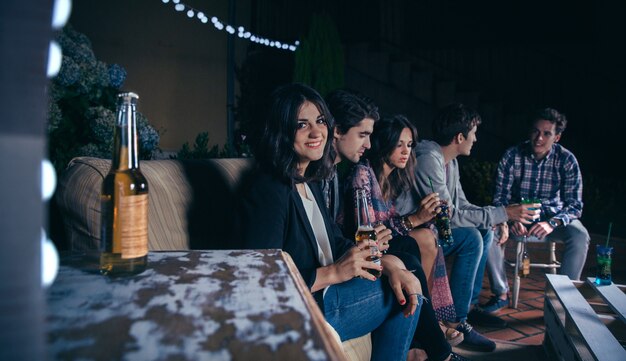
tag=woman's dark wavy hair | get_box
[367,115,418,202]
[432,103,482,146]
[253,83,335,184]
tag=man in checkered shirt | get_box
[482,107,590,314]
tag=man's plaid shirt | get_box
[493,141,583,226]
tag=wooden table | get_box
[544,274,626,361]
[46,250,346,361]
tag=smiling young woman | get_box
[238,84,426,361]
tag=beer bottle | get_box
[355,189,381,278]
[520,243,530,277]
[100,92,149,275]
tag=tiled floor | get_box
[474,269,548,345]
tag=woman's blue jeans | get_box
[441,227,493,322]
[324,277,421,361]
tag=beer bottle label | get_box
[118,194,148,259]
[522,257,530,276]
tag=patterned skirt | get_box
[429,246,456,322]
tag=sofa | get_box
[55,156,371,360]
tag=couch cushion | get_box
[342,333,372,361]
[56,156,253,251]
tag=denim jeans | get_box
[486,239,509,296]
[487,219,590,294]
[442,227,493,322]
[324,277,421,361]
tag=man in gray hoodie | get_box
[396,103,538,352]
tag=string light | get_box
[160,0,298,52]
[47,41,62,77]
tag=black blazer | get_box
[239,170,354,306]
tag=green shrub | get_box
[48,25,160,174]
[459,158,497,206]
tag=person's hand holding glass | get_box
[507,198,541,240]
[520,197,542,241]
[373,222,393,253]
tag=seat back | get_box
[55,156,254,251]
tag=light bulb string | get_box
[161,0,299,52]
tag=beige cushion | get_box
[324,321,371,361]
[56,156,253,251]
[342,333,372,361]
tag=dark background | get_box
[249,0,624,169]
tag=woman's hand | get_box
[412,192,440,225]
[374,224,392,253]
[311,245,382,292]
[388,268,423,317]
[335,245,382,282]
[381,255,423,317]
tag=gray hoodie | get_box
[396,139,507,229]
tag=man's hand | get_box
[509,221,527,237]
[528,221,555,239]
[505,203,541,224]
[495,222,509,245]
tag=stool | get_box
[505,237,561,308]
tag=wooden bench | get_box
[544,274,626,361]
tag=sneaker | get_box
[449,352,472,361]
[467,308,508,328]
[455,321,496,352]
[479,295,509,313]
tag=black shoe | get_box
[456,321,496,352]
[479,295,509,313]
[449,351,472,360]
[467,308,508,328]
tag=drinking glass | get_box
[520,197,541,240]
[435,199,453,246]
[518,197,541,276]
[595,245,613,285]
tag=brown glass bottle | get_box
[520,243,530,278]
[100,92,149,275]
